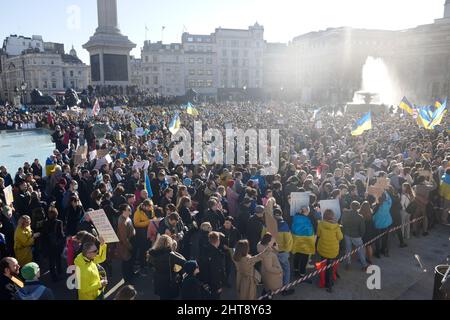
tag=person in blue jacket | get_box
[373,192,393,258]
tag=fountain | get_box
[346,56,399,114]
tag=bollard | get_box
[432,265,450,300]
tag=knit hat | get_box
[21,262,40,281]
[184,260,198,275]
[255,205,265,215]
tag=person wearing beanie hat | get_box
[16,263,54,300]
[181,261,204,300]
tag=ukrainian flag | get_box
[429,100,447,129]
[168,112,181,135]
[130,121,138,131]
[417,106,432,129]
[186,102,199,116]
[145,172,154,198]
[351,112,372,136]
[399,97,414,115]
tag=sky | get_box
[0,0,445,64]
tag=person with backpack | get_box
[147,234,187,300]
[15,262,54,300]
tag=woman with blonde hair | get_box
[147,234,186,300]
[14,215,40,266]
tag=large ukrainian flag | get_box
[399,97,414,115]
[351,112,372,136]
[429,100,447,129]
[417,106,432,129]
[186,102,199,116]
[168,112,181,135]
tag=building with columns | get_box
[0,36,89,102]
[83,0,136,87]
[290,0,450,105]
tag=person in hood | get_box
[181,260,204,300]
[317,209,343,293]
[15,262,54,300]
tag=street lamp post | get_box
[20,82,27,105]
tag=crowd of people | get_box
[0,95,449,301]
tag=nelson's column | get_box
[83,0,136,87]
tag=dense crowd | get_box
[0,97,449,301]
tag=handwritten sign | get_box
[319,199,342,222]
[290,192,311,216]
[368,178,391,199]
[4,185,13,206]
[88,209,119,243]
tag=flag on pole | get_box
[351,112,372,136]
[168,112,181,135]
[399,97,414,115]
[186,102,199,116]
[145,172,154,198]
[92,99,100,117]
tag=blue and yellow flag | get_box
[351,112,372,136]
[399,97,414,115]
[168,112,181,135]
[186,102,199,116]
[145,172,154,198]
[429,100,447,129]
[417,106,433,129]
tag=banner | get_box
[88,209,119,243]
[319,199,342,221]
[4,185,13,206]
[290,192,311,216]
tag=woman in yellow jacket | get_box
[317,209,343,293]
[74,239,108,300]
[133,199,154,273]
[14,215,40,266]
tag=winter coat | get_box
[341,209,366,238]
[14,226,34,266]
[181,275,204,300]
[439,173,450,201]
[41,219,65,256]
[117,215,135,261]
[246,215,264,255]
[257,244,282,292]
[65,205,85,237]
[291,214,316,255]
[317,220,343,259]
[218,226,241,250]
[198,243,226,293]
[373,192,393,229]
[147,248,186,299]
[275,219,293,252]
[15,281,54,300]
[233,250,268,300]
[226,186,239,217]
[74,243,107,300]
[202,209,225,231]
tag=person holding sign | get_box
[74,238,108,300]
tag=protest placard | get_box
[319,199,342,221]
[418,170,432,180]
[88,209,119,243]
[290,192,311,216]
[135,127,144,137]
[97,149,109,159]
[4,185,13,206]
